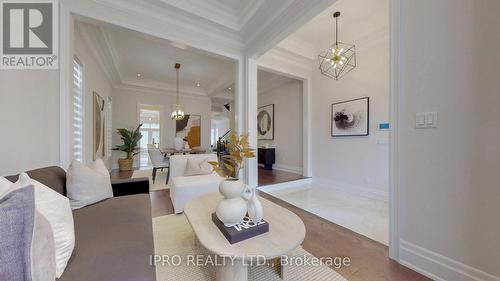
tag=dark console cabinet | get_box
[258,148,275,170]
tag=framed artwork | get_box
[176,114,201,148]
[93,91,106,160]
[331,97,369,137]
[257,104,274,140]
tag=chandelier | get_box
[171,63,185,120]
[318,11,356,80]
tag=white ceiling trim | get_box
[257,47,315,79]
[77,20,221,99]
[66,0,244,59]
[206,75,234,97]
[114,82,210,101]
[75,23,120,85]
[120,78,207,96]
[246,0,337,58]
[67,0,340,62]
[237,0,265,29]
[153,0,267,33]
[157,0,240,31]
[258,75,296,96]
[99,27,124,82]
[277,36,317,61]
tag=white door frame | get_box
[59,0,401,262]
[255,64,312,178]
[388,0,401,261]
[58,1,243,166]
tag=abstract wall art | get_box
[257,104,274,140]
[176,114,201,148]
[331,97,369,137]
[93,91,106,160]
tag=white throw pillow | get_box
[0,173,75,278]
[184,158,213,176]
[66,159,113,209]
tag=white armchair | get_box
[168,153,224,213]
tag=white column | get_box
[59,4,73,169]
[302,77,312,177]
[244,57,258,188]
[235,57,258,188]
[234,59,244,135]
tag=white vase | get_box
[174,137,184,150]
[216,179,247,227]
[245,187,263,223]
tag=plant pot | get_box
[118,158,133,171]
[216,179,247,227]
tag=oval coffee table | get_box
[184,192,306,281]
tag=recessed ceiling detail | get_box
[76,19,235,98]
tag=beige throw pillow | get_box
[184,158,213,176]
[66,158,113,210]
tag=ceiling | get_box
[74,0,337,58]
[277,0,389,59]
[142,0,292,39]
[76,19,235,98]
[148,0,267,32]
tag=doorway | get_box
[256,69,306,186]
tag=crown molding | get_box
[64,0,244,59]
[157,0,240,31]
[99,27,124,81]
[66,0,341,62]
[76,17,228,99]
[114,82,210,101]
[277,36,317,60]
[258,46,315,78]
[120,78,207,97]
[237,0,266,29]
[241,0,295,45]
[245,0,337,58]
[258,75,296,96]
[75,22,120,85]
[206,74,234,97]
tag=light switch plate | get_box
[416,113,426,128]
[416,112,438,128]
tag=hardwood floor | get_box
[258,167,305,186]
[147,187,429,281]
[112,167,428,280]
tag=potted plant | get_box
[209,133,257,226]
[113,124,143,171]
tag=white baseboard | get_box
[400,240,500,281]
[258,178,312,193]
[258,163,302,174]
[312,177,389,201]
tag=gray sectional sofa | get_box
[5,166,156,281]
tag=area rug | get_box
[132,169,169,191]
[152,214,347,281]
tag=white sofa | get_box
[168,153,224,213]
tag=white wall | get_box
[74,27,114,168]
[111,87,212,168]
[311,0,389,198]
[258,80,303,173]
[0,71,60,175]
[398,0,500,279]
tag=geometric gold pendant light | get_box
[318,11,356,80]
